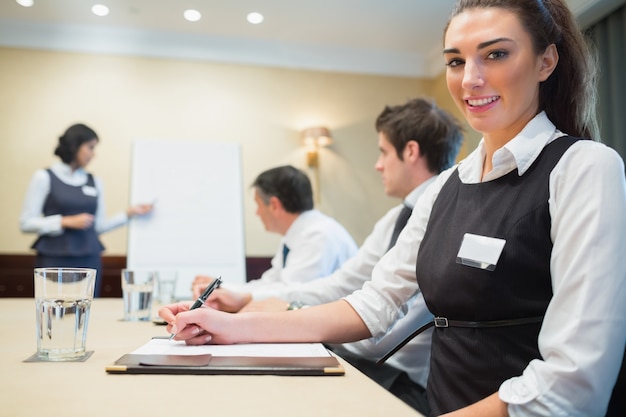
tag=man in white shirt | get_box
[195,98,464,414]
[194,165,358,302]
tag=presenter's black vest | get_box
[32,169,104,257]
[415,137,577,415]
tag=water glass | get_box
[34,267,96,361]
[121,269,155,321]
[155,270,178,304]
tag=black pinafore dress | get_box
[415,137,577,415]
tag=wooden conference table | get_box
[0,298,422,417]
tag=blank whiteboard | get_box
[127,140,246,300]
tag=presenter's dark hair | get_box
[54,123,99,164]
[252,165,314,213]
[375,97,464,174]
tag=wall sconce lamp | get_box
[301,126,333,203]
[301,126,333,168]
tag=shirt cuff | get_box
[499,375,539,405]
[44,214,64,235]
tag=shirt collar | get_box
[283,209,316,244]
[403,176,436,209]
[52,161,87,179]
[501,111,559,176]
[457,112,561,182]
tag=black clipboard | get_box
[106,354,344,376]
[106,348,344,376]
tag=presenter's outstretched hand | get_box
[127,203,153,217]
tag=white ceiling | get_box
[0,0,622,78]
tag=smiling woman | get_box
[443,6,561,171]
[409,1,622,415]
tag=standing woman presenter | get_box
[20,123,153,296]
[160,1,625,415]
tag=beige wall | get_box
[429,68,481,158]
[0,46,479,257]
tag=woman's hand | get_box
[158,303,240,345]
[205,288,252,313]
[127,203,153,217]
[191,275,214,299]
[61,213,94,229]
[158,301,193,325]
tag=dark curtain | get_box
[588,4,626,160]
[588,7,626,415]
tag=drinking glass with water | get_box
[34,267,96,361]
[121,269,155,321]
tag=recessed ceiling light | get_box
[91,4,109,17]
[16,0,34,7]
[247,12,264,25]
[184,9,202,22]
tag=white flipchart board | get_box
[127,140,246,300]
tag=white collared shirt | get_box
[266,180,436,388]
[229,209,358,297]
[346,112,626,416]
[20,162,128,236]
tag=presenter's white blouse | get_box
[20,162,128,236]
[345,112,626,417]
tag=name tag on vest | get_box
[456,233,505,271]
[82,185,97,197]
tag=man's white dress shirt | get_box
[230,209,358,298]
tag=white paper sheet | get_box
[131,339,332,358]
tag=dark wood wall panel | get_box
[0,254,271,298]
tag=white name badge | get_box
[81,185,97,197]
[456,233,506,271]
